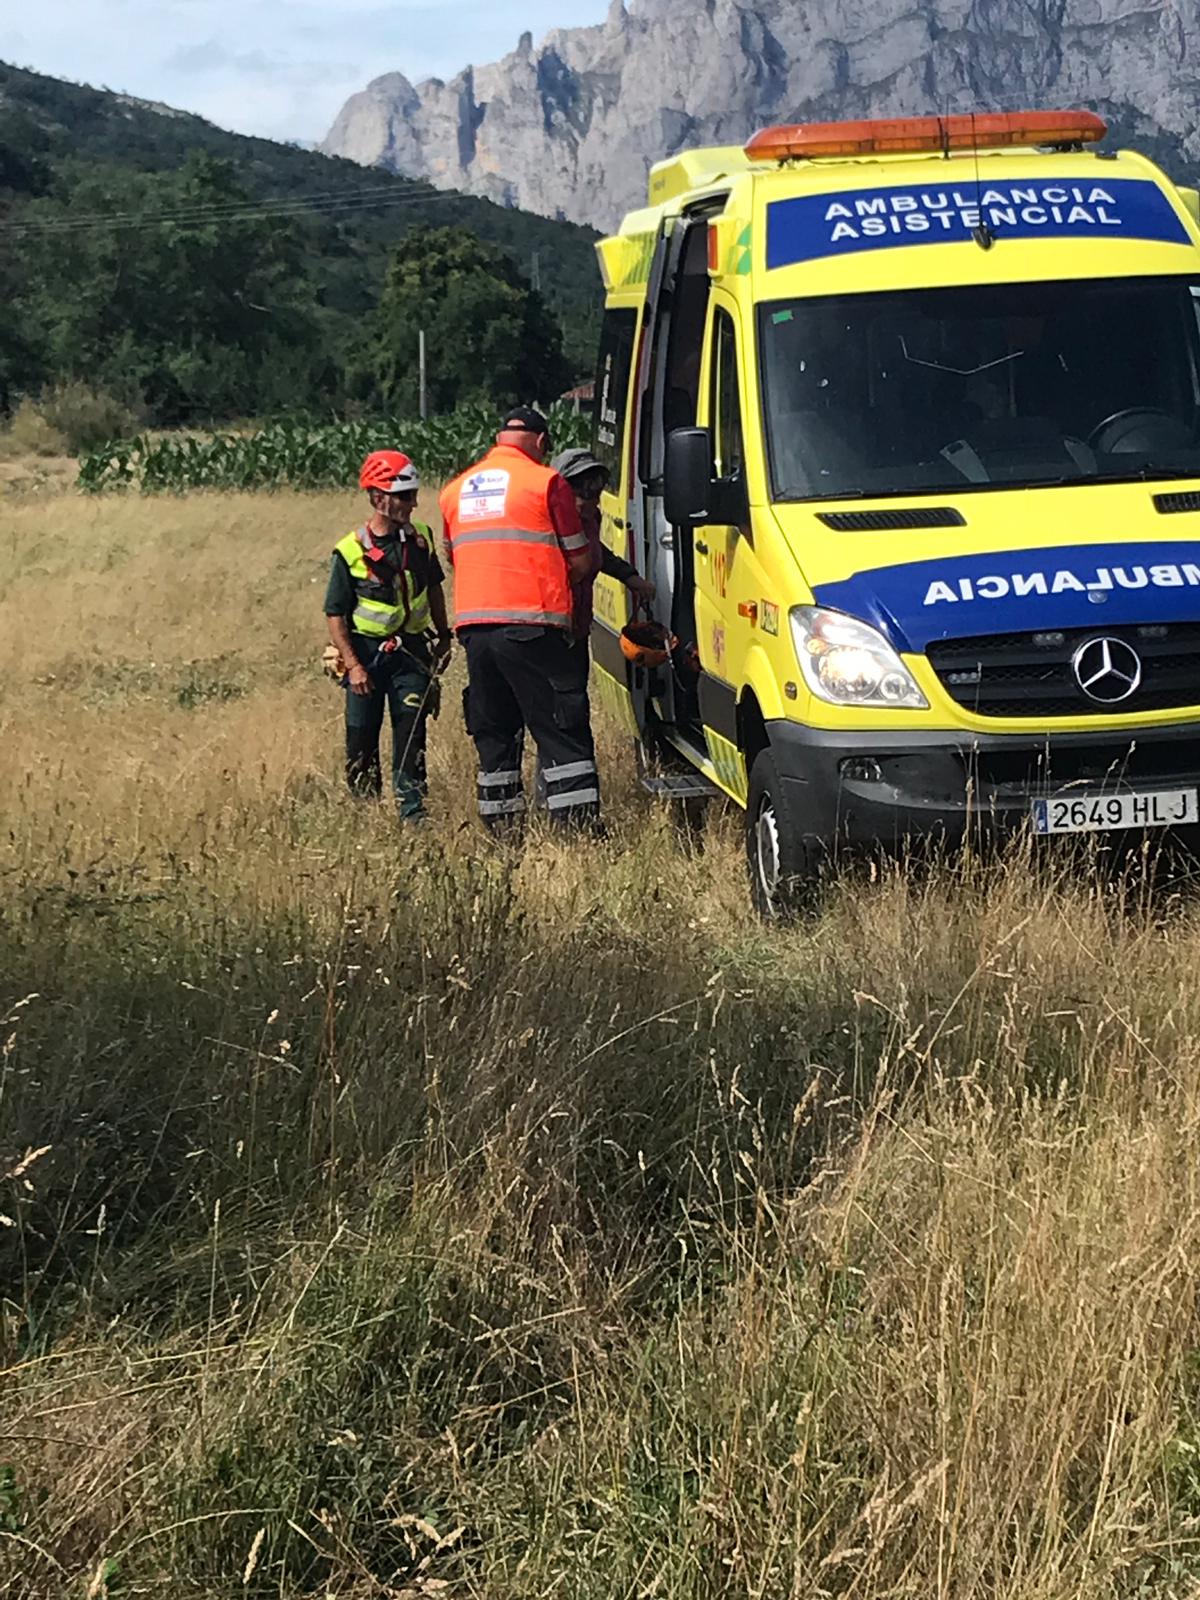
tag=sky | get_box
[0,0,607,145]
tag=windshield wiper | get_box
[1066,464,1200,486]
[776,466,1200,503]
[813,469,1200,501]
[776,486,870,501]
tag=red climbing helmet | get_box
[359,450,421,494]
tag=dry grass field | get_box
[5,471,1200,1598]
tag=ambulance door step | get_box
[635,737,722,800]
[639,771,723,800]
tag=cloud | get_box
[164,40,270,76]
[162,37,357,98]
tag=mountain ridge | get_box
[322,0,1200,231]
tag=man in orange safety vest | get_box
[440,406,602,831]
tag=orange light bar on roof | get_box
[745,110,1108,162]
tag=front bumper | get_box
[768,719,1200,850]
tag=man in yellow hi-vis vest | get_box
[325,451,452,818]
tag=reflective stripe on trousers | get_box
[480,797,526,817]
[547,789,599,811]
[543,760,595,784]
[477,768,525,821]
[541,757,600,820]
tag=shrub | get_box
[35,381,144,455]
[1,397,67,458]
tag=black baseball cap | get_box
[501,405,551,436]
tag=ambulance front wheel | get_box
[745,749,822,919]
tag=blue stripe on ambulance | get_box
[767,179,1191,270]
[811,541,1200,654]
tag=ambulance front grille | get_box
[818,507,965,531]
[963,738,1194,793]
[927,623,1200,718]
[1154,491,1200,515]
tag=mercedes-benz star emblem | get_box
[1071,636,1143,704]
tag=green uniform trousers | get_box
[344,635,432,819]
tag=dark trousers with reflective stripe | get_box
[534,637,592,809]
[462,625,599,829]
[344,635,431,819]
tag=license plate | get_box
[1032,788,1199,835]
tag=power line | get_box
[3,180,437,231]
[1,186,458,236]
[0,183,480,238]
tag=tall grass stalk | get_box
[4,488,1200,1596]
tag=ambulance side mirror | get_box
[664,427,713,527]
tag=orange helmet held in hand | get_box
[359,450,420,494]
[620,619,677,669]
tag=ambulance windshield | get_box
[759,276,1200,501]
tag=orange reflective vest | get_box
[441,445,585,630]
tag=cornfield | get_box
[76,402,591,493]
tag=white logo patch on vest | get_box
[459,469,510,523]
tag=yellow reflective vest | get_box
[334,523,435,638]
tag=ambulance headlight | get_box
[789,607,928,710]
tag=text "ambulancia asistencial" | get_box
[924,563,1200,606]
[824,184,1122,242]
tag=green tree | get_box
[361,225,572,414]
[18,153,326,422]
[0,62,603,428]
[0,108,52,409]
[0,105,52,199]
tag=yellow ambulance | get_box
[588,109,1200,912]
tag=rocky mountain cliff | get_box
[322,0,1200,232]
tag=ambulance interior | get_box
[760,276,1200,500]
[643,218,713,722]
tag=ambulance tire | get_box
[745,749,822,920]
